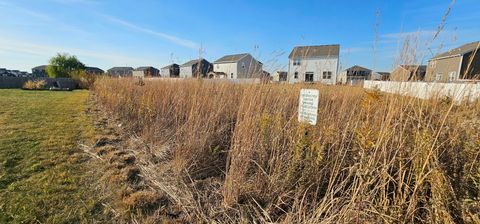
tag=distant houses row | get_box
[3,41,478,84]
[0,65,105,78]
[107,53,265,80]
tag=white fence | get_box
[364,81,480,102]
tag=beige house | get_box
[425,41,480,82]
[390,65,426,82]
[288,45,340,84]
[213,53,263,79]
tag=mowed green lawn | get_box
[0,90,109,223]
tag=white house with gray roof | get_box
[213,53,263,79]
[288,45,340,84]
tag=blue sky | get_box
[0,0,479,73]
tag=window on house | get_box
[305,72,314,82]
[435,73,443,81]
[293,59,301,66]
[323,71,332,79]
[448,71,456,82]
[294,72,298,79]
[241,62,246,69]
[231,73,234,79]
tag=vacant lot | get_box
[0,90,109,223]
[94,78,480,223]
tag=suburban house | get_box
[85,67,104,75]
[338,65,372,85]
[132,66,160,78]
[425,41,480,82]
[161,64,180,78]
[390,65,427,82]
[288,44,340,84]
[272,71,288,82]
[372,72,391,81]
[213,53,263,79]
[32,65,48,77]
[107,67,134,77]
[179,59,212,78]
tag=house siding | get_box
[287,56,339,84]
[425,56,462,82]
[215,63,237,79]
[237,55,262,79]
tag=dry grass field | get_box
[93,78,480,223]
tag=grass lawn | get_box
[0,90,109,223]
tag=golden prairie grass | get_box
[94,78,480,223]
[22,80,47,90]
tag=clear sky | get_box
[0,0,479,73]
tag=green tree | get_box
[47,53,86,78]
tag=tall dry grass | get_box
[94,78,480,223]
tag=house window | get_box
[305,72,314,82]
[293,59,301,66]
[323,71,332,79]
[231,73,233,79]
[435,73,443,81]
[294,72,298,79]
[448,71,456,82]
[241,62,246,69]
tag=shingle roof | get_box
[135,66,158,71]
[108,67,134,71]
[214,53,249,63]
[32,65,48,70]
[431,41,480,60]
[400,65,427,72]
[161,64,179,69]
[289,45,340,59]
[345,65,371,71]
[180,59,210,67]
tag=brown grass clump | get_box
[94,78,480,223]
[22,80,47,90]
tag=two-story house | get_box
[132,66,160,78]
[161,64,180,78]
[288,45,340,84]
[425,41,480,82]
[107,67,134,77]
[213,53,263,79]
[179,59,212,78]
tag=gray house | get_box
[338,65,372,85]
[288,44,340,84]
[179,59,212,78]
[32,65,48,77]
[132,66,160,78]
[161,64,180,78]
[107,67,134,77]
[213,53,263,79]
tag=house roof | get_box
[431,41,480,60]
[399,65,427,72]
[135,66,159,71]
[180,59,210,67]
[108,67,133,71]
[32,65,48,70]
[345,65,371,72]
[161,64,179,69]
[289,44,340,59]
[86,67,104,73]
[214,53,250,63]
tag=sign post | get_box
[298,89,319,125]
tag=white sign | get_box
[298,89,319,125]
